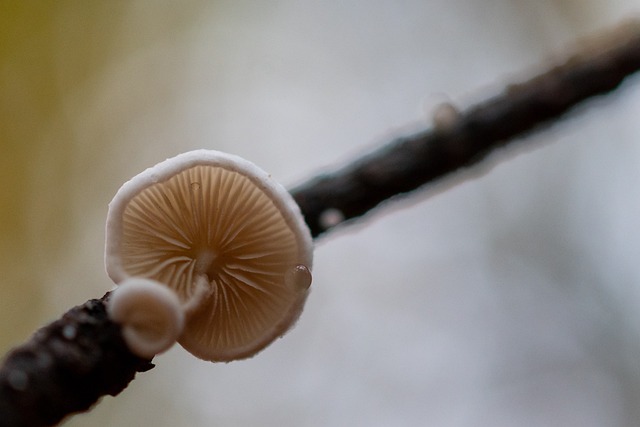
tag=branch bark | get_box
[292,20,640,237]
[0,294,152,427]
[2,19,640,427]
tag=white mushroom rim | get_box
[108,277,185,359]
[105,149,313,362]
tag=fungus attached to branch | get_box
[108,278,185,359]
[105,150,313,362]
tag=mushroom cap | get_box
[108,277,185,359]
[105,150,313,361]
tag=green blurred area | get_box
[0,1,201,350]
[0,5,237,425]
[0,2,74,350]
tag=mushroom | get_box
[105,150,313,362]
[108,277,185,359]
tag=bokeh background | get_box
[2,1,640,426]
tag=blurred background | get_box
[2,1,640,426]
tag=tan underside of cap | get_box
[109,153,312,362]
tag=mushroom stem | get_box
[182,276,211,314]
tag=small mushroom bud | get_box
[105,150,313,362]
[108,277,185,359]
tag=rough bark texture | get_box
[291,20,640,238]
[0,293,153,427]
[1,19,640,427]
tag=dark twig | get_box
[2,19,640,427]
[292,20,640,237]
[0,294,153,427]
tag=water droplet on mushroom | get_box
[190,181,201,192]
[285,264,312,291]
